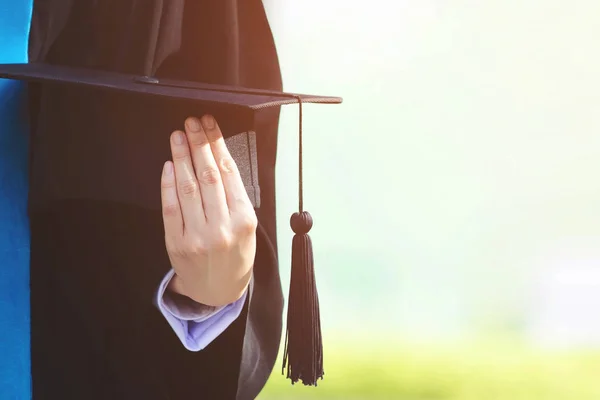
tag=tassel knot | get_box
[290,211,313,234]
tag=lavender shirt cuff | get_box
[155,269,247,351]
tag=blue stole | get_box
[0,0,33,398]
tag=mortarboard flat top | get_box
[0,63,342,111]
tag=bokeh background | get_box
[259,0,600,398]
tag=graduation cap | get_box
[0,62,341,386]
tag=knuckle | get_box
[219,157,238,174]
[172,151,190,162]
[161,179,176,190]
[235,212,258,235]
[162,203,179,218]
[189,135,209,148]
[209,228,233,251]
[178,178,199,197]
[187,239,208,256]
[199,166,220,185]
[233,197,252,210]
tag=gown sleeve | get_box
[156,269,248,351]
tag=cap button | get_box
[290,211,313,234]
[134,76,159,84]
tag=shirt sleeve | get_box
[155,269,247,351]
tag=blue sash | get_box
[0,1,33,398]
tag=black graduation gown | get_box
[27,1,284,399]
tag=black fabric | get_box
[27,85,255,210]
[27,1,285,399]
[30,199,249,399]
[28,0,284,247]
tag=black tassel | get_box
[282,211,323,385]
[282,97,324,386]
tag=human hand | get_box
[160,115,257,307]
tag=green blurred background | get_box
[260,0,600,398]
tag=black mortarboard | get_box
[0,61,341,386]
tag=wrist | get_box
[167,272,250,307]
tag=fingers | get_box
[199,115,253,213]
[167,114,251,235]
[184,116,229,222]
[160,160,183,241]
[170,129,206,230]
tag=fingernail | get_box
[186,117,201,132]
[173,131,184,145]
[202,115,215,130]
[164,161,173,176]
